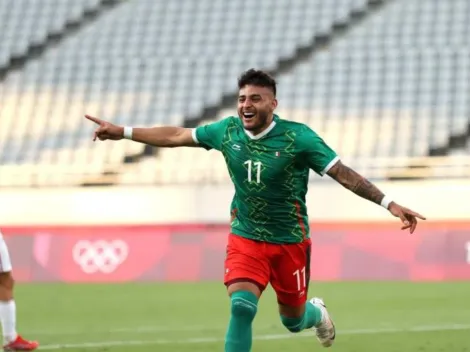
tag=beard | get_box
[239,109,271,133]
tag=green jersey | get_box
[193,114,339,244]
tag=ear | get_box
[272,98,278,110]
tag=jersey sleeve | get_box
[298,126,340,176]
[192,117,231,151]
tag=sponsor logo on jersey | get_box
[232,144,241,151]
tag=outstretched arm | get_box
[326,160,386,206]
[326,160,426,233]
[84,115,198,148]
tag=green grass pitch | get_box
[15,281,470,351]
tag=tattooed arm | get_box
[326,160,386,207]
[326,160,427,233]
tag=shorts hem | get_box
[277,298,308,307]
[224,278,266,292]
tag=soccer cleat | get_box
[3,335,39,351]
[310,297,336,348]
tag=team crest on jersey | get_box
[275,151,280,157]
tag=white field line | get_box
[38,323,470,350]
[27,325,214,335]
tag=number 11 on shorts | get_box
[293,266,306,291]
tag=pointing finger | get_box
[414,213,426,221]
[85,115,104,125]
[404,209,426,221]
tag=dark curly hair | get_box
[237,69,277,97]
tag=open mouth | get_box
[243,112,256,120]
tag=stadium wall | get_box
[1,223,469,283]
[0,179,468,225]
[1,180,469,283]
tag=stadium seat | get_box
[0,0,102,61]
[1,0,469,186]
[0,0,371,186]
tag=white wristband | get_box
[381,195,392,209]
[123,126,133,140]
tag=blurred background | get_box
[0,0,469,351]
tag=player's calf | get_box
[281,315,305,333]
[225,290,258,352]
[0,273,38,351]
[279,301,322,333]
[0,273,16,345]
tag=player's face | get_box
[238,85,277,134]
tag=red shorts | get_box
[224,233,311,307]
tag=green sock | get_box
[280,301,323,333]
[225,291,258,352]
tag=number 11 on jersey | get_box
[244,160,262,183]
[293,267,306,291]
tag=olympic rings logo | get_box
[72,239,129,274]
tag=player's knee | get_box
[230,291,258,323]
[281,315,304,333]
[0,272,14,290]
[0,272,14,300]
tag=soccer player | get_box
[85,69,426,351]
[0,231,39,351]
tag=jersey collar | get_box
[243,114,279,140]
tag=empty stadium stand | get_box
[0,0,469,187]
[276,0,470,179]
[0,0,119,74]
[122,0,470,184]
